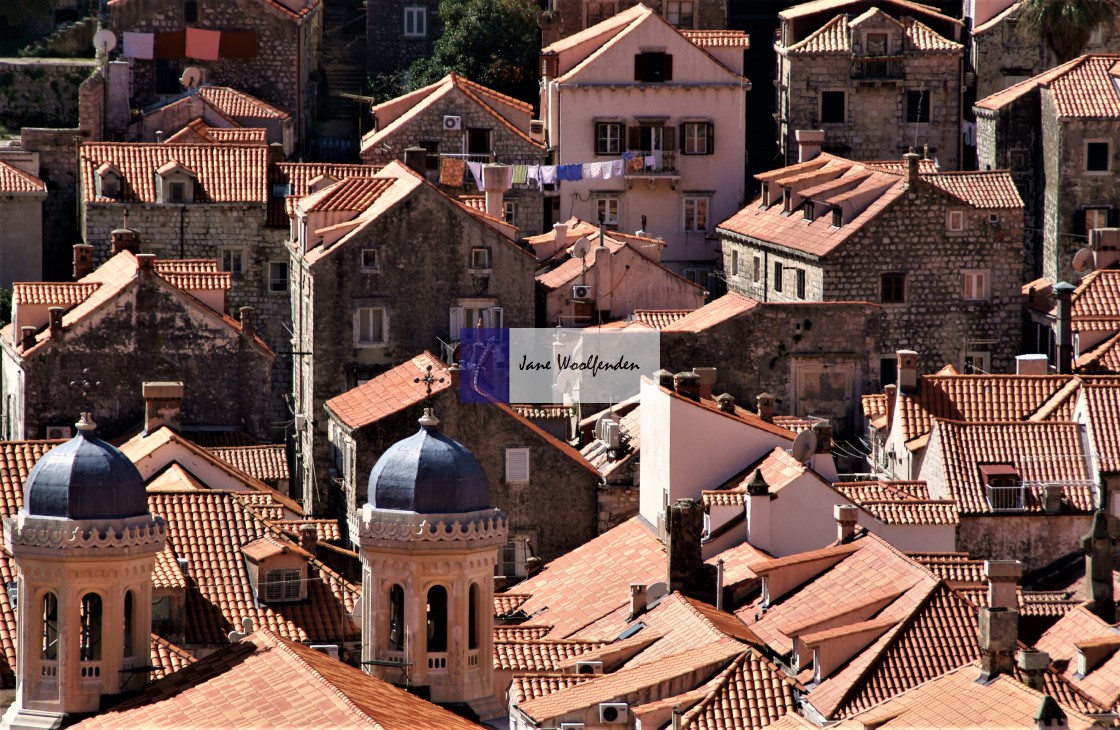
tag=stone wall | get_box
[597,485,640,534]
[366,0,441,77]
[19,127,89,280]
[540,0,727,47]
[0,196,43,288]
[957,514,1092,572]
[722,242,825,303]
[0,59,94,130]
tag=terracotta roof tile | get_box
[326,352,450,430]
[903,16,961,50]
[495,625,553,640]
[0,160,46,194]
[271,519,341,544]
[80,142,268,204]
[786,8,960,53]
[907,552,986,583]
[833,481,959,526]
[298,176,396,213]
[681,29,751,47]
[153,543,189,589]
[778,0,953,23]
[76,629,483,729]
[1075,332,1120,372]
[12,282,100,306]
[197,86,291,120]
[496,593,532,615]
[152,258,231,291]
[952,586,1080,618]
[1037,604,1120,711]
[976,54,1120,118]
[787,13,849,52]
[508,673,598,704]
[922,170,1023,208]
[633,309,695,329]
[662,293,759,332]
[680,650,798,730]
[148,633,197,680]
[975,54,1086,111]
[209,444,289,483]
[165,120,269,146]
[494,639,608,671]
[0,440,64,516]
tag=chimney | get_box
[403,146,427,175]
[553,222,568,249]
[666,499,713,601]
[715,393,735,413]
[142,381,184,434]
[896,350,919,391]
[111,227,141,254]
[978,606,1018,681]
[240,306,256,340]
[984,560,1022,610]
[20,327,36,350]
[813,421,832,454]
[756,392,774,422]
[835,504,858,543]
[673,371,701,401]
[136,252,155,270]
[747,470,771,552]
[692,367,717,400]
[48,307,64,337]
[1017,354,1050,376]
[654,369,675,389]
[72,243,94,280]
[448,361,461,388]
[1054,282,1075,375]
[1034,696,1068,730]
[268,141,286,163]
[1044,483,1063,514]
[903,149,921,187]
[1082,508,1115,623]
[482,164,512,220]
[1017,649,1050,691]
[299,524,318,553]
[794,129,825,162]
[629,583,648,620]
[884,383,897,431]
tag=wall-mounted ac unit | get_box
[443,115,462,131]
[310,644,340,660]
[574,660,603,675]
[572,284,593,300]
[599,702,629,724]
[45,426,72,440]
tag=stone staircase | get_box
[20,16,98,58]
[316,0,368,140]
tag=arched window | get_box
[426,585,448,653]
[123,590,135,658]
[184,0,198,23]
[388,584,404,652]
[468,583,479,650]
[42,592,58,660]
[80,593,102,661]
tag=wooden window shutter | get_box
[1076,209,1086,235]
[627,126,641,151]
[678,123,686,152]
[663,125,676,151]
[706,122,714,155]
[634,53,647,81]
[664,54,673,81]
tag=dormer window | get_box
[96,162,122,199]
[308,174,336,193]
[865,32,888,55]
[979,463,1023,510]
[242,536,310,603]
[803,201,814,221]
[155,160,197,204]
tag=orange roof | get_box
[680,650,798,730]
[921,170,1023,209]
[270,519,342,544]
[197,86,291,119]
[788,12,959,53]
[976,54,1120,118]
[0,160,46,194]
[1038,604,1120,711]
[494,639,608,671]
[662,293,758,332]
[152,258,231,291]
[834,481,959,526]
[681,29,751,47]
[779,0,955,23]
[1083,383,1120,470]
[297,176,396,214]
[209,444,289,483]
[268,161,384,227]
[12,282,100,306]
[148,633,197,680]
[76,629,482,729]
[164,118,269,145]
[907,551,985,583]
[326,352,450,430]
[80,142,268,204]
[509,673,598,704]
[861,393,889,431]
[495,625,553,640]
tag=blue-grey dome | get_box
[25,424,149,520]
[368,425,490,514]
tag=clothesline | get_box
[442,151,663,192]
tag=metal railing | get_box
[624,150,679,175]
[850,56,905,80]
[985,483,1025,511]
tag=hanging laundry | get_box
[540,166,558,186]
[583,162,603,179]
[622,151,635,161]
[612,159,624,177]
[185,28,222,61]
[466,161,485,191]
[501,165,514,188]
[512,164,528,186]
[626,157,645,174]
[440,157,466,186]
[527,165,541,185]
[644,155,657,168]
[122,32,155,60]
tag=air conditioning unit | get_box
[599,702,629,724]
[574,660,603,675]
[443,115,462,131]
[45,426,71,440]
[572,284,593,300]
[559,724,586,730]
[603,421,621,449]
[530,119,545,142]
[310,644,340,660]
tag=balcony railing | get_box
[624,150,679,175]
[985,483,1026,511]
[850,56,904,80]
[79,661,102,686]
[427,652,448,671]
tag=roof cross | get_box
[69,368,103,414]
[414,364,445,409]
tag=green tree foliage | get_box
[0,288,11,328]
[1018,0,1114,62]
[408,0,541,104]
[0,0,51,27]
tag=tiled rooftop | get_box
[1037,605,1120,711]
[660,292,758,332]
[679,650,799,730]
[209,444,289,483]
[834,481,959,526]
[0,160,47,194]
[494,639,608,671]
[196,86,291,120]
[297,176,396,213]
[164,119,268,145]
[681,29,751,47]
[921,170,1024,209]
[976,54,1120,117]
[787,12,959,54]
[326,352,449,429]
[11,282,100,307]
[778,0,954,23]
[508,673,598,704]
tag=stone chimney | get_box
[73,244,94,280]
[979,605,1018,681]
[111,226,141,254]
[1043,483,1063,514]
[897,350,919,391]
[654,369,675,389]
[692,367,717,400]
[448,361,461,388]
[48,307,64,337]
[747,470,771,553]
[835,504,858,543]
[1034,696,1068,730]
[1055,282,1075,375]
[1017,354,1050,376]
[20,327,36,350]
[985,560,1021,610]
[403,146,427,175]
[903,149,921,187]
[813,421,832,454]
[1017,649,1050,691]
[629,583,648,620]
[136,252,155,271]
[482,164,511,220]
[884,384,897,430]
[673,371,701,401]
[1082,507,1115,623]
[756,392,775,422]
[143,381,184,434]
[240,306,256,340]
[268,141,285,164]
[715,393,735,413]
[299,524,318,553]
[666,499,713,601]
[553,221,568,249]
[795,129,825,162]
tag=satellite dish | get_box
[646,582,668,605]
[92,29,117,54]
[350,595,363,625]
[180,67,202,89]
[791,428,818,463]
[1072,247,1095,274]
[571,236,591,260]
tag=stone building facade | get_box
[539,0,727,47]
[775,0,963,169]
[366,0,442,79]
[361,73,548,235]
[290,162,536,515]
[717,152,1025,377]
[107,0,321,140]
[975,54,1120,283]
[0,157,48,289]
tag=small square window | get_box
[752,255,761,282]
[220,248,244,276]
[635,51,672,83]
[505,447,530,483]
[504,201,518,222]
[361,248,379,271]
[595,122,622,156]
[964,351,990,374]
[684,196,709,231]
[597,197,620,226]
[1087,142,1110,172]
[1086,207,1110,232]
[403,5,427,37]
[947,210,965,232]
[666,0,694,28]
[881,272,905,303]
[962,269,989,300]
[356,307,387,345]
[471,247,491,269]
[682,122,713,155]
[774,262,783,292]
[906,90,930,123]
[169,182,185,203]
[268,261,289,293]
[820,91,846,124]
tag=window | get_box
[681,122,713,155]
[906,90,930,123]
[506,447,530,483]
[403,6,427,37]
[1087,207,1110,232]
[467,128,491,156]
[123,590,135,658]
[597,196,620,226]
[881,272,905,303]
[947,210,965,232]
[220,247,244,276]
[356,307,387,345]
[470,247,491,269]
[168,182,185,203]
[469,583,480,650]
[684,196,709,231]
[361,248,379,272]
[268,261,288,293]
[635,52,673,83]
[80,593,102,661]
[964,351,990,374]
[773,262,783,292]
[865,32,888,54]
[820,91,846,124]
[795,268,806,299]
[450,303,502,336]
[752,255,761,282]
[586,0,617,26]
[426,585,448,652]
[595,122,622,155]
[499,536,532,578]
[264,569,302,602]
[666,0,694,28]
[42,592,58,660]
[1087,141,1110,172]
[684,267,711,287]
[184,0,198,23]
[388,584,405,651]
[880,356,897,388]
[731,250,739,276]
[504,201,518,222]
[418,140,440,170]
[962,269,989,300]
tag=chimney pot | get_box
[746,469,769,497]
[715,392,736,413]
[553,222,569,249]
[984,560,1022,610]
[756,392,775,422]
[72,243,94,280]
[1016,353,1050,375]
[896,350,919,391]
[813,421,832,454]
[481,164,512,220]
[48,307,64,336]
[654,369,675,389]
[673,371,701,401]
[629,583,648,620]
[20,326,36,350]
[794,129,825,163]
[136,252,155,270]
[299,524,318,553]
[835,503,858,543]
[666,499,709,600]
[903,149,921,186]
[1055,282,1076,375]
[692,367,717,400]
[978,606,1018,681]
[112,227,141,254]
[1018,649,1050,691]
[448,361,461,388]
[142,381,184,434]
[240,306,256,340]
[1043,483,1063,514]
